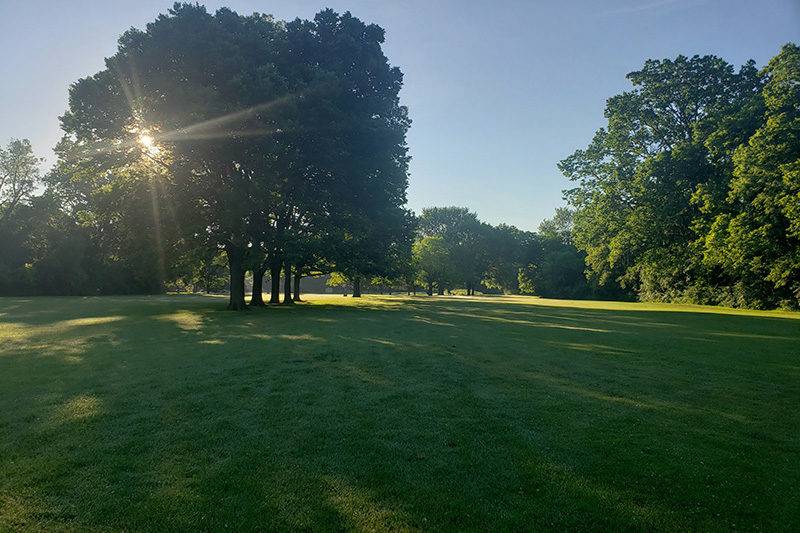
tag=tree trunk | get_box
[426,282,433,296]
[226,246,247,311]
[437,284,444,296]
[293,269,302,302]
[269,261,281,304]
[283,260,294,304]
[352,276,362,297]
[250,265,266,306]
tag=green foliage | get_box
[483,224,529,294]
[699,44,800,307]
[412,236,452,293]
[418,207,491,294]
[563,45,799,309]
[326,272,348,287]
[410,206,605,299]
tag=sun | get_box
[138,134,160,156]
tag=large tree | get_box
[58,4,291,308]
[56,4,411,308]
[561,53,764,303]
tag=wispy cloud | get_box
[604,0,707,15]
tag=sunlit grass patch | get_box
[54,394,103,422]
[157,310,204,331]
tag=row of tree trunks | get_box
[265,261,303,305]
[225,250,305,309]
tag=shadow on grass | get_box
[1,294,799,530]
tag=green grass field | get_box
[1,294,799,531]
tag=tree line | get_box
[1,3,797,310]
[0,141,605,300]
[402,206,619,299]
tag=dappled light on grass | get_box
[409,314,456,327]
[364,337,398,347]
[324,476,412,530]
[521,370,749,423]
[0,315,125,345]
[54,394,103,422]
[0,322,31,344]
[157,310,203,331]
[198,339,225,345]
[56,316,126,328]
[709,331,799,341]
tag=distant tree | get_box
[0,139,41,225]
[537,207,574,244]
[517,240,587,299]
[413,236,452,295]
[484,224,533,294]
[418,207,490,295]
[331,208,414,297]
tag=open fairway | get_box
[1,294,799,530]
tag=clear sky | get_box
[1,0,798,230]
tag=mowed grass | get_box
[1,294,799,531]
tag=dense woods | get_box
[0,3,797,309]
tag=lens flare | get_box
[138,134,160,155]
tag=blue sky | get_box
[1,0,798,230]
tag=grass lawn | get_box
[1,294,799,531]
